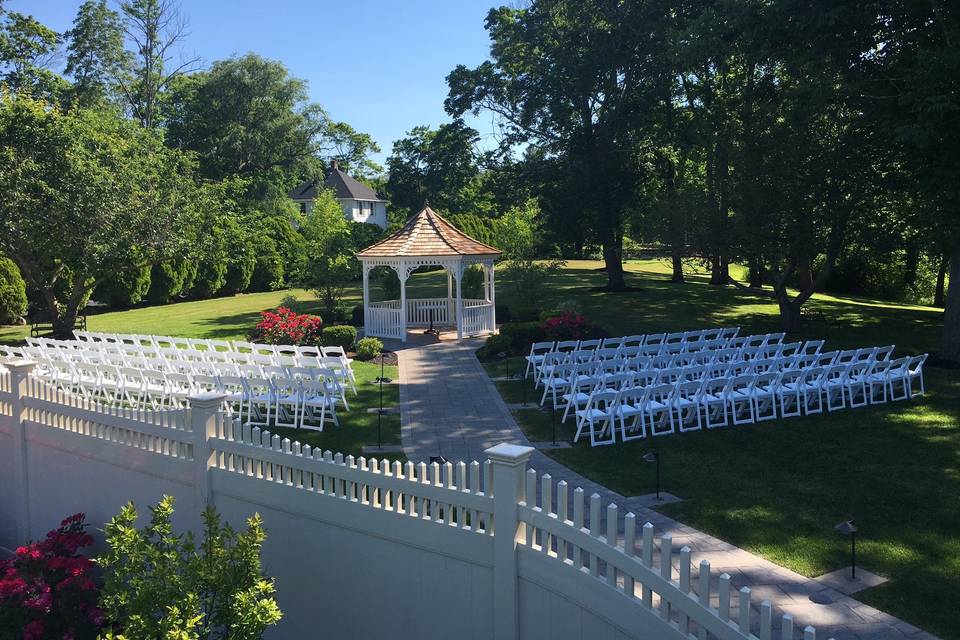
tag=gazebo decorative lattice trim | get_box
[357,206,501,342]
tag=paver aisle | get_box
[396,334,937,640]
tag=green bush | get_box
[351,304,365,326]
[321,304,349,325]
[477,333,513,361]
[95,264,151,308]
[510,306,541,322]
[147,261,193,304]
[0,257,27,324]
[355,337,383,360]
[97,495,282,640]
[321,325,358,350]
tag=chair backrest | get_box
[720,327,740,339]
[233,341,256,353]
[750,358,776,374]
[262,365,289,379]
[647,383,674,403]
[680,365,706,381]
[542,352,567,368]
[727,374,754,393]
[816,351,839,366]
[643,333,665,346]
[555,340,580,353]
[835,349,858,365]
[886,356,909,376]
[779,369,804,386]
[529,341,555,356]
[601,337,624,349]
[801,340,825,356]
[621,334,646,348]
[657,368,682,385]
[674,380,702,400]
[665,331,685,344]
[297,345,322,358]
[578,339,601,352]
[907,353,928,374]
[192,374,222,393]
[855,347,878,363]
[777,342,802,358]
[596,347,621,361]
[251,343,278,356]
[873,345,895,362]
[752,371,779,389]
[762,332,785,346]
[701,329,722,341]
[321,346,348,360]
[275,345,299,357]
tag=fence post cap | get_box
[485,443,534,465]
[187,392,228,407]
[4,359,37,372]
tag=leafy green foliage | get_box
[321,325,357,350]
[299,189,355,311]
[97,495,282,640]
[0,256,26,324]
[0,94,206,333]
[95,264,151,308]
[63,0,128,106]
[355,336,383,361]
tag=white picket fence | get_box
[0,359,827,640]
[365,300,404,340]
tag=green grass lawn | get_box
[484,260,956,639]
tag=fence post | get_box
[189,393,227,511]
[7,360,37,543]
[485,443,534,640]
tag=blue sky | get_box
[12,0,501,165]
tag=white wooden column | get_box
[489,261,497,333]
[361,263,371,332]
[399,261,408,343]
[447,269,453,328]
[455,263,464,340]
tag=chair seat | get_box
[575,408,611,421]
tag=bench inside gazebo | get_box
[357,206,501,342]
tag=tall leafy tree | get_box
[0,9,64,98]
[0,94,204,334]
[165,54,328,195]
[118,0,198,128]
[446,0,673,290]
[64,0,129,106]
[324,120,382,179]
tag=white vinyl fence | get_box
[0,360,824,640]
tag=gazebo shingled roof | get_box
[357,206,501,258]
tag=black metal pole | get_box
[656,455,661,500]
[851,532,856,580]
[378,352,383,449]
[551,404,557,446]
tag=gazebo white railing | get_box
[357,206,501,343]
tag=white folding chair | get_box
[775,369,805,418]
[573,389,617,447]
[726,375,756,425]
[645,383,675,436]
[672,380,703,432]
[699,378,729,429]
[749,372,779,421]
[905,354,928,398]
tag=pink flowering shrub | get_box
[249,307,323,346]
[0,514,102,640]
[542,311,594,341]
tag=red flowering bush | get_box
[0,514,102,640]
[542,311,594,341]
[249,307,323,346]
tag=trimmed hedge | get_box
[0,258,27,324]
[321,325,358,350]
[355,337,383,361]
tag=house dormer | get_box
[289,160,388,229]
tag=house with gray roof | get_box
[289,160,388,229]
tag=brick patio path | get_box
[392,333,938,640]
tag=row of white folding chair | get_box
[529,332,790,383]
[34,358,345,419]
[572,355,926,446]
[73,332,354,369]
[523,327,736,378]
[547,355,810,413]
[26,341,357,394]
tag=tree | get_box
[166,54,328,192]
[64,0,129,106]
[385,120,481,216]
[324,120,382,179]
[299,189,355,311]
[446,1,673,290]
[0,94,203,334]
[0,9,65,98]
[0,256,26,324]
[118,0,198,128]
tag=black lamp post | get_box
[835,520,858,580]
[497,351,508,379]
[550,401,557,446]
[643,452,661,500]
[375,348,392,449]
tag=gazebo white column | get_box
[489,261,497,332]
[398,261,408,343]
[361,264,371,330]
[455,264,464,340]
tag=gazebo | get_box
[357,206,501,342]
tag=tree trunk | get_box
[903,241,919,288]
[797,257,813,291]
[602,231,626,291]
[52,306,78,339]
[777,296,802,332]
[934,252,948,307]
[941,244,960,362]
[664,159,685,283]
[748,257,764,288]
[671,251,684,283]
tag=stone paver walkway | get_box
[393,332,938,640]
